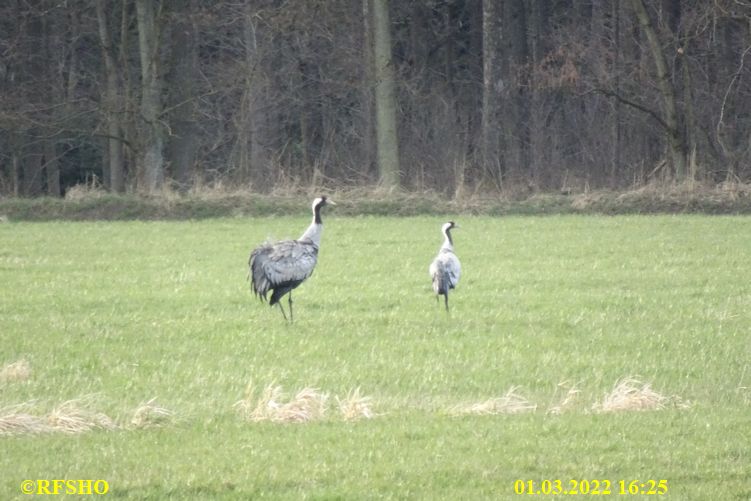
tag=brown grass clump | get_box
[234,381,282,420]
[130,398,174,429]
[452,387,537,416]
[593,377,690,413]
[1,399,117,436]
[0,359,32,383]
[46,398,117,434]
[63,177,107,200]
[236,381,329,423]
[337,387,376,421]
[0,403,50,436]
[279,388,329,423]
[547,381,582,415]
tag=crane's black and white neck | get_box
[298,196,330,248]
[440,221,457,251]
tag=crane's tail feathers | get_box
[432,269,452,296]
[248,272,269,302]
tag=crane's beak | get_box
[327,199,337,206]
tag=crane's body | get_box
[429,221,461,311]
[249,197,332,321]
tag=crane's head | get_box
[442,221,458,233]
[312,196,335,211]
[312,196,335,224]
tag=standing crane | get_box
[249,196,334,321]
[429,221,461,311]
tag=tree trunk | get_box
[481,0,503,187]
[120,0,137,190]
[22,152,44,196]
[233,7,269,189]
[610,0,622,186]
[679,15,697,182]
[507,0,531,181]
[43,9,61,196]
[44,140,60,196]
[630,0,687,180]
[371,0,400,188]
[360,0,376,180]
[136,0,165,193]
[22,10,44,197]
[96,0,126,193]
[166,0,198,190]
[11,154,21,197]
[298,59,321,177]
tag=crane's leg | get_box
[277,302,289,321]
[444,292,449,312]
[288,292,294,323]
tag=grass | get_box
[0,214,749,499]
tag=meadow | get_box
[1,214,749,499]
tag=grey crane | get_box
[249,196,334,321]
[429,221,461,311]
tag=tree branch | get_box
[590,87,670,132]
[716,44,751,158]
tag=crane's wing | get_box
[249,240,318,300]
[429,250,461,294]
[444,252,461,287]
[264,240,318,284]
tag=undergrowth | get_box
[1,183,750,221]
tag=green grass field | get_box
[1,215,749,499]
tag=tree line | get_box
[1,0,750,197]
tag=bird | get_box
[248,196,334,321]
[429,221,461,311]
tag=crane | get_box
[429,221,461,311]
[249,196,334,321]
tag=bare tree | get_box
[21,5,45,196]
[136,0,165,193]
[371,0,400,188]
[165,0,198,190]
[96,0,126,193]
[2,0,751,197]
[481,0,503,188]
[630,0,687,180]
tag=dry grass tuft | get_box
[0,403,49,436]
[1,398,118,436]
[236,381,329,423]
[593,377,690,413]
[337,387,376,421]
[0,359,32,383]
[64,177,107,200]
[46,397,117,434]
[547,381,582,415]
[278,388,329,423]
[130,398,174,429]
[452,387,537,416]
[234,380,282,421]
